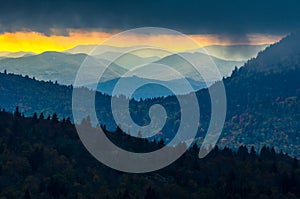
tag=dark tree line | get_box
[0,108,299,199]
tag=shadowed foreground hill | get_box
[0,110,300,199]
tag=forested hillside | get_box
[0,33,299,157]
[0,110,299,199]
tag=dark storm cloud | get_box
[0,0,299,38]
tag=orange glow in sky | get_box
[0,31,111,53]
[0,30,283,53]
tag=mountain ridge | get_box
[0,33,298,156]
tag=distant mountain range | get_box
[64,44,144,55]
[0,45,251,97]
[0,33,298,156]
[154,52,244,81]
[0,51,36,58]
[87,76,209,99]
[192,44,269,61]
[65,44,269,61]
[94,51,161,69]
[0,44,268,61]
[0,51,126,85]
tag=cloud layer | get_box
[1,0,299,38]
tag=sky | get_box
[0,31,282,53]
[0,0,299,53]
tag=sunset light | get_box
[0,30,282,53]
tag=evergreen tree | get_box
[14,106,21,118]
[39,113,44,120]
[250,146,256,158]
[51,113,58,123]
[66,117,71,125]
[32,112,38,122]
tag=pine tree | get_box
[250,146,256,158]
[32,112,38,121]
[66,117,71,125]
[51,113,58,123]
[39,113,44,120]
[14,106,21,118]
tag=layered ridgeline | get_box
[0,52,127,85]
[0,45,245,99]
[0,51,36,58]
[0,33,299,156]
[0,109,299,199]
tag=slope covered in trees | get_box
[0,109,299,199]
[0,33,299,157]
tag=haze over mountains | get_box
[0,0,299,196]
[0,51,36,58]
[0,44,265,98]
[0,33,298,156]
[191,44,269,61]
[0,51,126,85]
[89,76,207,99]
[65,44,269,61]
